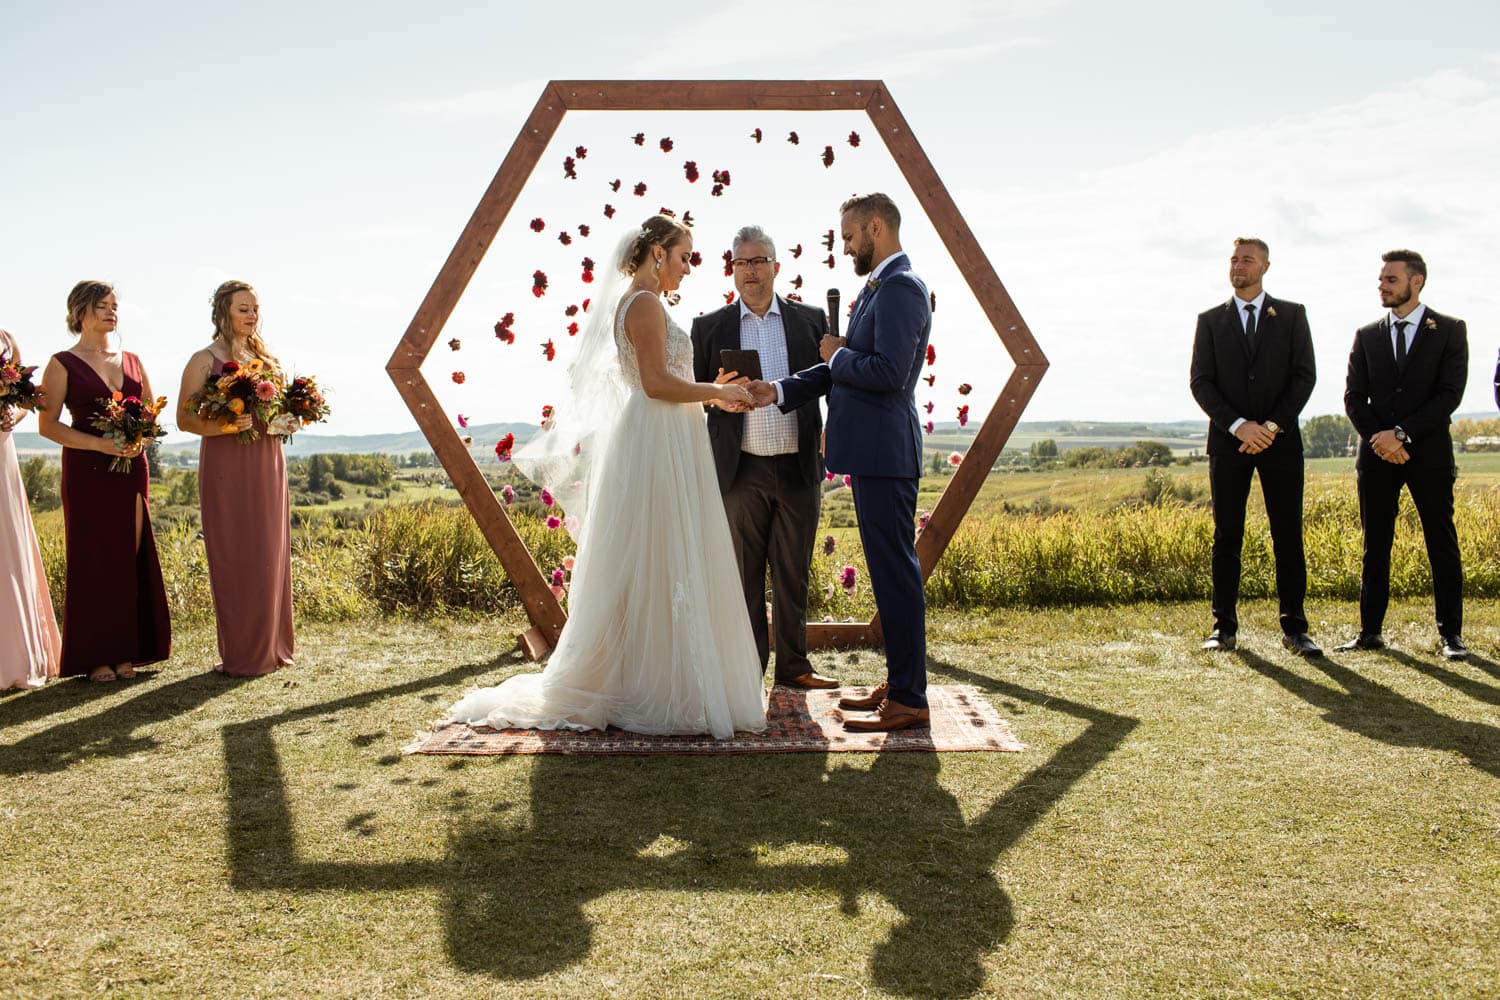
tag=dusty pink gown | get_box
[198,358,294,676]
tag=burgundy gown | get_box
[53,351,171,674]
[198,358,294,676]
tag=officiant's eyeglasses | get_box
[730,256,775,270]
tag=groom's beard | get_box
[852,241,875,276]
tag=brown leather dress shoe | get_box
[783,671,839,690]
[842,699,930,732]
[837,682,888,711]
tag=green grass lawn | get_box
[1,603,1495,999]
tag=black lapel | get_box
[1373,315,1398,384]
[1220,299,1250,361]
[720,302,741,352]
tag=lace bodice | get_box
[614,290,694,389]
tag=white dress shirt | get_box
[1389,303,1427,358]
[738,297,799,455]
[1227,291,1268,434]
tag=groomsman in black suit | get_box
[690,225,838,690]
[1190,237,1320,655]
[1338,249,1469,660]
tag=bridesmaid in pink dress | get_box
[36,282,172,682]
[0,328,63,689]
[176,280,295,677]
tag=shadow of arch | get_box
[224,658,1135,998]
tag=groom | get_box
[749,193,933,731]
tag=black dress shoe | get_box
[1334,633,1385,652]
[1439,635,1469,661]
[1200,630,1236,652]
[1281,633,1323,658]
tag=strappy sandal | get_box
[88,666,117,683]
[114,663,137,680]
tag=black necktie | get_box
[1244,303,1258,354]
[1394,320,1409,370]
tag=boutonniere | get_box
[1265,305,1277,318]
[866,278,882,292]
[1424,317,1438,330]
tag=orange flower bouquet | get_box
[91,392,169,473]
[189,359,284,443]
[277,374,330,431]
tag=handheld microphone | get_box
[827,288,841,337]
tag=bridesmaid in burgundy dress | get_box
[36,282,171,682]
[176,280,295,677]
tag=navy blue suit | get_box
[777,253,932,709]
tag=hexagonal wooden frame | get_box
[388,80,1047,659]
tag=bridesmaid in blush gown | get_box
[35,281,171,682]
[175,280,295,677]
[0,328,62,689]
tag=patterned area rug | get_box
[403,684,1023,756]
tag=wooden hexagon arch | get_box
[388,80,1048,659]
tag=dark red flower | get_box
[925,344,936,366]
[495,433,515,461]
[924,401,934,414]
[957,405,969,427]
[542,340,556,362]
[683,160,699,182]
[529,217,545,232]
[923,374,935,386]
[682,211,694,228]
[658,206,675,217]
[924,421,934,435]
[632,132,645,145]
[822,229,835,250]
[724,291,736,304]
[558,231,572,246]
[790,274,803,289]
[710,184,724,197]
[564,304,579,317]
[787,292,803,302]
[447,337,461,351]
[791,243,803,259]
[494,313,516,343]
[821,145,835,167]
[581,298,590,311]
[751,127,763,143]
[633,182,647,196]
[787,131,799,145]
[532,270,548,297]
[562,156,577,179]
[603,203,615,218]
[581,271,594,284]
[574,145,587,159]
[930,291,937,311]
[451,371,466,384]
[957,383,972,396]
[848,131,861,147]
[581,256,595,273]
[689,251,702,267]
[659,136,673,153]
[822,255,835,268]
[578,223,590,237]
[609,178,621,192]
[222,360,240,374]
[722,250,734,276]
[567,322,579,336]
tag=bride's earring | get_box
[654,255,663,273]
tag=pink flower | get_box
[0,368,19,384]
[550,584,566,600]
[924,421,934,435]
[948,452,963,466]
[562,555,576,571]
[546,516,561,530]
[500,485,514,505]
[839,566,857,593]
[551,568,566,587]
[457,413,469,428]
[918,512,931,531]
[825,470,836,482]
[254,380,277,401]
[822,534,836,555]
[924,401,934,414]
[842,474,852,488]
[541,488,554,507]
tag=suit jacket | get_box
[1189,294,1316,457]
[690,294,827,494]
[1344,306,1468,471]
[777,253,930,478]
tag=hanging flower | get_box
[567,321,579,336]
[948,452,963,466]
[581,256,596,283]
[751,127,763,143]
[532,270,548,297]
[609,178,621,192]
[683,160,699,182]
[632,132,645,146]
[689,251,702,267]
[562,156,577,179]
[821,145,835,167]
[541,488,554,507]
[633,182,647,196]
[712,169,731,186]
[574,145,587,159]
[456,413,469,428]
[957,405,969,427]
[578,223,590,237]
[541,404,554,420]
[448,337,461,351]
[451,371,466,384]
[722,250,734,276]
[581,298,590,311]
[924,421,934,435]
[923,374,935,386]
[495,433,515,462]
[723,291,736,304]
[711,184,724,197]
[603,204,616,218]
[658,136,673,153]
[787,131,800,145]
[564,304,579,317]
[529,217,545,232]
[461,436,473,447]
[848,131,861,147]
[558,232,572,246]
[925,344,936,366]
[789,275,803,290]
[821,230,835,250]
[930,291,937,311]
[957,383,972,395]
[822,255,835,269]
[822,534,836,555]
[542,339,556,362]
[546,515,561,530]
[682,211,694,228]
[500,484,514,504]
[495,325,515,344]
[791,244,803,259]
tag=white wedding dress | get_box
[447,291,767,738]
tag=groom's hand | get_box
[746,380,778,408]
[819,334,847,362]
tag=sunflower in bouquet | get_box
[277,374,330,430]
[190,358,284,443]
[91,391,169,473]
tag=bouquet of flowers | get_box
[189,359,283,443]
[276,374,330,432]
[91,391,169,473]
[0,350,44,412]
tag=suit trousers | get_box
[1208,447,1308,635]
[722,453,820,681]
[851,474,927,710]
[1355,458,1463,636]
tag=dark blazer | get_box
[690,294,827,494]
[1344,306,1468,470]
[1189,294,1316,457]
[778,254,930,478]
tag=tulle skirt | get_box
[447,391,767,738]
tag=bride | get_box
[446,215,768,738]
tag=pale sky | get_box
[4,0,1499,441]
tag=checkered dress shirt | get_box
[738,298,799,456]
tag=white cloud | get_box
[882,39,1042,80]
[394,78,548,120]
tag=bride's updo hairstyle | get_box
[621,214,691,275]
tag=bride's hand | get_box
[717,383,754,410]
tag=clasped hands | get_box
[710,335,845,413]
[1232,421,1276,454]
[1369,429,1409,464]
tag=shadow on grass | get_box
[0,671,242,775]
[224,656,1137,999]
[1235,649,1500,779]
[1377,648,1500,707]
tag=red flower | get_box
[930,291,937,311]
[924,401,934,414]
[542,339,556,361]
[848,131,861,147]
[633,182,647,196]
[791,243,803,259]
[925,344,936,366]
[451,371,465,384]
[581,257,596,283]
[562,156,577,179]
[609,178,621,192]
[689,251,702,267]
[821,230,835,250]
[578,223,590,237]
[447,337,461,351]
[532,270,548,297]
[565,304,579,317]
[710,184,724,197]
[222,360,240,374]
[787,293,803,302]
[790,275,803,289]
[787,131,799,145]
[923,374,936,386]
[724,291,736,304]
[957,382,972,395]
[682,211,694,228]
[529,217,545,232]
[558,232,572,245]
[683,160,699,182]
[603,203,615,218]
[541,488,554,506]
[711,169,731,186]
[924,421,934,435]
[495,325,515,344]
[574,145,587,159]
[658,136,673,153]
[658,206,676,217]
[957,405,969,427]
[546,515,561,530]
[751,127,763,143]
[821,145,835,167]
[631,132,645,146]
[822,255,835,268]
[541,404,554,419]
[457,413,469,428]
[581,298,590,311]
[948,452,963,467]
[567,321,579,336]
[722,250,733,276]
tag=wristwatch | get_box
[1394,427,1409,443]
[1265,421,1280,435]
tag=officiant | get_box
[691,225,838,690]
